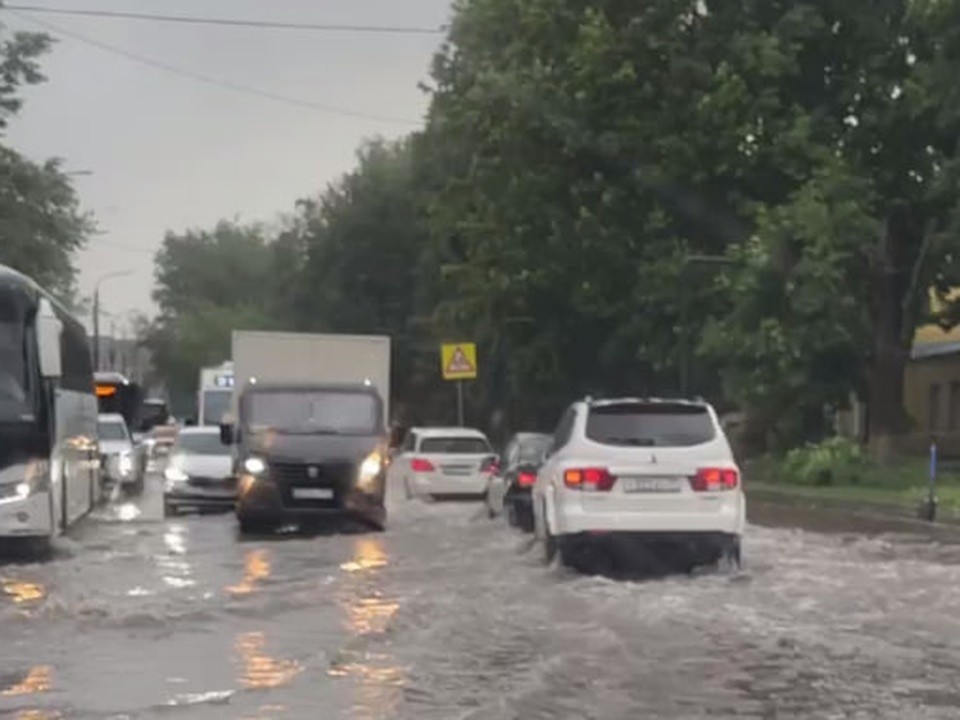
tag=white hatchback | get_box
[397,427,498,499]
[532,398,745,571]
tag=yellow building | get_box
[904,289,960,455]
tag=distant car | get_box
[485,432,552,531]
[149,422,179,461]
[532,397,745,573]
[163,426,235,516]
[397,427,498,500]
[98,413,143,492]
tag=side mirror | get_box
[37,299,62,379]
[219,422,234,446]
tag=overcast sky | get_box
[3,0,451,331]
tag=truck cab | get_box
[225,382,389,533]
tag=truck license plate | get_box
[292,487,334,500]
[621,477,681,493]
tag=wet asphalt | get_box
[2,475,960,719]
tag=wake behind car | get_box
[164,426,235,516]
[97,413,143,493]
[532,397,745,573]
[226,383,389,534]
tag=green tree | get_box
[0,25,91,301]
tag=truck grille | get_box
[269,461,355,509]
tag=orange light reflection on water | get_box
[0,578,46,604]
[15,711,61,720]
[226,548,271,596]
[340,537,388,574]
[234,632,303,690]
[2,666,52,697]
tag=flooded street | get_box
[3,479,960,719]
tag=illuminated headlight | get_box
[356,451,383,492]
[118,451,133,477]
[243,456,267,475]
[164,466,189,483]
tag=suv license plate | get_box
[292,487,334,500]
[621,477,681,493]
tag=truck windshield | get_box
[202,389,231,425]
[246,391,379,435]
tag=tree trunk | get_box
[866,211,916,460]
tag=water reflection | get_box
[340,538,388,574]
[234,632,303,690]
[2,666,52,696]
[159,523,194,589]
[0,577,46,604]
[332,537,406,719]
[116,502,141,522]
[15,711,61,720]
[226,549,271,596]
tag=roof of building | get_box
[911,341,960,360]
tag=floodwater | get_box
[2,479,960,718]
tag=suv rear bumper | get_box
[552,497,745,536]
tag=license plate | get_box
[620,477,681,493]
[292,487,334,500]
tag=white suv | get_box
[532,397,744,571]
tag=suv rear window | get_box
[419,437,492,454]
[585,402,716,447]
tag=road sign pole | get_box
[456,380,465,426]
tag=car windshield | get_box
[202,389,232,425]
[586,403,716,447]
[246,390,379,435]
[419,436,492,454]
[98,421,128,442]
[176,432,227,456]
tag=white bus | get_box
[0,264,101,545]
[198,361,233,426]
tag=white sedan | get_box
[395,427,499,500]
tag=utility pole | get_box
[92,270,132,371]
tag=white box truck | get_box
[197,361,234,426]
[223,331,392,533]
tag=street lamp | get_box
[93,270,133,371]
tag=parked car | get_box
[97,413,144,493]
[164,426,236,516]
[532,397,745,573]
[485,432,552,531]
[396,427,498,500]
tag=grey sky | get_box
[4,0,451,330]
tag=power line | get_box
[3,5,446,35]
[7,10,423,125]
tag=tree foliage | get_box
[0,24,90,302]
[144,0,960,451]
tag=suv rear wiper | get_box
[602,437,656,446]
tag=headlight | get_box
[356,451,383,492]
[164,466,189,483]
[243,456,267,475]
[118,451,133,476]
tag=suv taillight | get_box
[410,458,435,472]
[563,467,614,492]
[517,471,536,488]
[690,467,738,492]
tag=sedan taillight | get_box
[690,467,739,492]
[517,471,536,488]
[410,458,435,472]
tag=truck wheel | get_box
[238,517,271,535]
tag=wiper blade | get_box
[602,436,656,446]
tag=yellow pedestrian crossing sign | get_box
[441,342,477,380]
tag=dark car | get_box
[223,383,388,534]
[484,432,552,532]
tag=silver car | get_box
[163,426,236,516]
[98,413,143,493]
